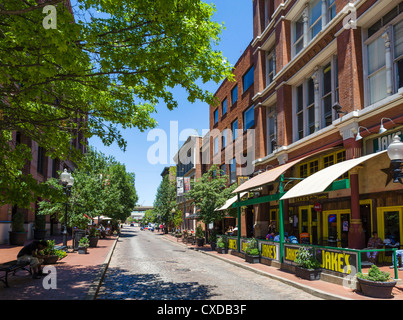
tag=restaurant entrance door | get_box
[323,210,351,247]
[298,206,320,245]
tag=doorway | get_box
[298,206,321,245]
[323,210,351,247]
[246,207,254,238]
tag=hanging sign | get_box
[314,202,322,212]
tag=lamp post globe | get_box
[387,135,403,161]
[60,169,71,185]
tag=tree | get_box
[38,147,138,227]
[0,0,233,206]
[153,174,177,228]
[185,165,237,225]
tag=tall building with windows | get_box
[212,0,403,253]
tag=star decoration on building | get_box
[381,163,402,186]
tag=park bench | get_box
[0,260,32,288]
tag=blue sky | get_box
[88,1,253,206]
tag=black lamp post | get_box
[387,135,403,184]
[60,169,74,250]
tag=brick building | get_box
[212,0,403,257]
[174,135,205,231]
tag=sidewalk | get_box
[162,232,403,300]
[0,234,117,300]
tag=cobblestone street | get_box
[96,226,322,300]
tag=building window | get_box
[222,128,227,149]
[293,0,336,57]
[243,105,255,131]
[230,158,236,184]
[231,85,238,105]
[214,108,218,125]
[296,84,304,140]
[222,98,227,116]
[37,146,45,175]
[220,164,226,176]
[266,49,276,87]
[309,0,322,39]
[367,36,387,104]
[298,160,319,178]
[243,66,254,93]
[213,136,219,155]
[267,107,277,154]
[394,20,403,89]
[327,0,336,22]
[307,78,315,135]
[322,63,333,127]
[294,15,304,55]
[365,5,403,106]
[232,119,238,141]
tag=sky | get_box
[88,1,254,207]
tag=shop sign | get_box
[240,238,249,253]
[314,203,322,212]
[176,177,184,196]
[259,241,279,261]
[316,248,357,275]
[373,131,403,153]
[283,245,358,275]
[295,194,328,203]
[228,237,238,250]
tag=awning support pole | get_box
[279,174,285,263]
[237,193,241,253]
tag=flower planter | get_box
[9,231,27,246]
[43,255,59,265]
[216,247,228,254]
[245,254,260,264]
[196,238,205,247]
[89,236,99,248]
[295,266,321,281]
[34,229,47,240]
[78,247,88,254]
[357,278,397,299]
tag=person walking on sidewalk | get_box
[17,240,48,279]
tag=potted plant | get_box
[244,238,260,264]
[41,240,67,264]
[88,227,99,248]
[294,247,322,280]
[209,230,218,251]
[34,214,47,240]
[356,265,397,298]
[78,237,89,254]
[9,209,27,245]
[216,236,228,254]
[195,224,205,247]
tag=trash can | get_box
[73,229,86,250]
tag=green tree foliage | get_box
[185,165,237,225]
[153,175,177,225]
[38,147,138,227]
[0,0,233,206]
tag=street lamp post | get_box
[387,135,403,183]
[60,169,74,251]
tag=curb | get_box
[84,235,119,300]
[161,234,351,301]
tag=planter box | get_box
[295,266,321,281]
[43,255,59,264]
[78,247,88,254]
[89,236,99,248]
[196,238,205,247]
[245,254,260,264]
[9,231,27,246]
[357,278,397,299]
[216,247,228,254]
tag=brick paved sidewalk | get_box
[161,232,403,300]
[0,235,117,300]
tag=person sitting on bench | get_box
[17,240,48,279]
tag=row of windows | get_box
[213,66,254,126]
[298,150,348,180]
[213,105,254,155]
